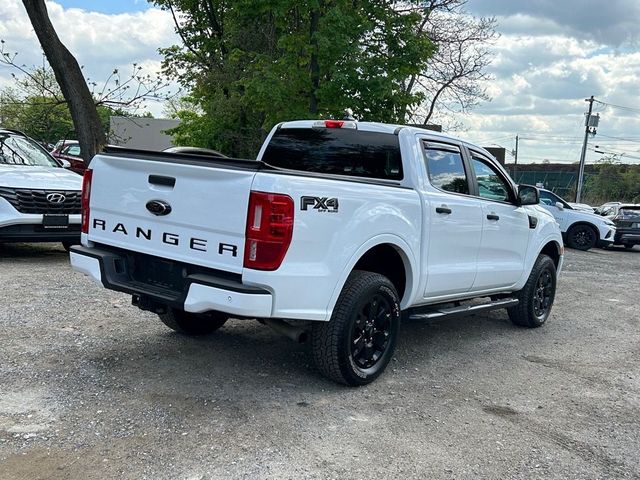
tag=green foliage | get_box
[0,68,74,144]
[0,67,151,145]
[583,159,640,204]
[155,0,434,157]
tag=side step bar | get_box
[408,298,518,321]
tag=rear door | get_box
[420,140,483,298]
[88,153,257,274]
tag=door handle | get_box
[436,206,452,214]
[487,213,500,221]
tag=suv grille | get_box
[0,187,81,214]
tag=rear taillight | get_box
[80,169,93,234]
[244,191,294,271]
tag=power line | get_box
[594,99,640,114]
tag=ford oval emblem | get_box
[146,200,172,216]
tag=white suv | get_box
[0,128,82,249]
[539,189,615,250]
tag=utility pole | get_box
[512,134,519,180]
[576,96,596,203]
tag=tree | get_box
[3,2,174,163]
[18,0,104,163]
[400,0,498,127]
[154,0,434,156]
[0,67,74,144]
[0,66,139,146]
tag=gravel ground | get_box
[0,243,639,480]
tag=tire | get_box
[508,254,557,328]
[158,308,228,336]
[566,224,597,251]
[62,240,77,252]
[311,270,401,386]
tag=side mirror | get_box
[555,201,565,211]
[517,184,539,206]
[59,159,71,169]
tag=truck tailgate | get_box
[87,153,257,274]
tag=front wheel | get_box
[311,270,401,386]
[508,254,557,328]
[158,308,228,336]
[566,224,597,251]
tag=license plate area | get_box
[43,214,69,229]
[131,255,184,292]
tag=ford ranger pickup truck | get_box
[70,120,564,386]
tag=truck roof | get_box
[279,120,474,146]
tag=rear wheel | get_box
[159,308,228,336]
[508,254,556,328]
[566,224,597,251]
[61,240,77,252]
[311,270,401,386]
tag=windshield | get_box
[619,207,640,218]
[0,133,60,167]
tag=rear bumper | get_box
[69,245,273,318]
[614,231,640,246]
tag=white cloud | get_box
[0,0,179,117]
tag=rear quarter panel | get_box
[243,172,422,320]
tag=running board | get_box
[408,298,519,321]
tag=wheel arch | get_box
[539,240,562,268]
[567,221,599,237]
[325,235,417,318]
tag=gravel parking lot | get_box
[1,243,639,479]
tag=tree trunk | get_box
[22,0,105,165]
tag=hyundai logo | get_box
[46,193,66,204]
[146,200,172,216]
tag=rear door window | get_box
[262,128,403,180]
[423,142,469,195]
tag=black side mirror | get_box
[517,184,539,206]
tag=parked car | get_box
[567,202,596,213]
[538,189,616,250]
[0,128,82,250]
[594,201,621,215]
[70,119,564,386]
[163,146,227,158]
[51,140,85,175]
[600,204,640,249]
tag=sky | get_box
[1,0,639,165]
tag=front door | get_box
[468,153,530,290]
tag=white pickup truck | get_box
[70,120,564,385]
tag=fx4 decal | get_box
[300,196,339,212]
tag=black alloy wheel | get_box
[533,268,554,319]
[508,254,557,328]
[567,224,596,251]
[350,293,393,369]
[311,270,401,386]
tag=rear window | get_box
[619,207,640,218]
[261,127,403,180]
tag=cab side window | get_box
[424,142,469,195]
[471,156,512,202]
[539,191,556,206]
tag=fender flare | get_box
[324,234,418,320]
